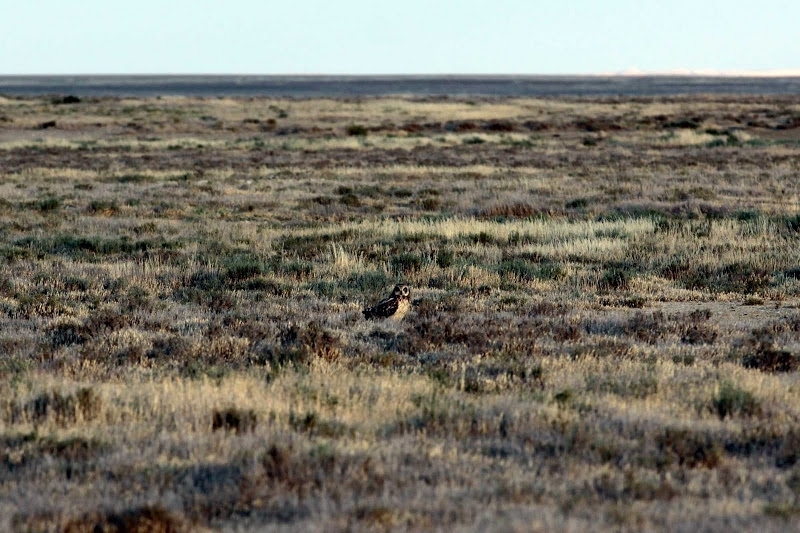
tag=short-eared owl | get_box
[363,285,411,321]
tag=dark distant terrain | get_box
[3,74,800,97]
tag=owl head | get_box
[393,284,411,300]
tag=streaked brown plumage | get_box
[362,284,411,321]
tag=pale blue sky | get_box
[2,0,798,74]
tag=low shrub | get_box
[346,124,368,136]
[212,408,258,434]
[712,381,760,419]
[656,428,723,469]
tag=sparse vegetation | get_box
[1,94,800,531]
[345,123,368,136]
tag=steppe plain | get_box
[2,94,800,531]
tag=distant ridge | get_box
[1,75,800,97]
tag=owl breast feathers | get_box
[363,285,411,320]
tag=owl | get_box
[363,284,411,321]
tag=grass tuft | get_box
[712,381,760,419]
[212,407,258,434]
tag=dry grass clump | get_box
[655,427,724,469]
[742,339,800,373]
[737,316,800,372]
[480,202,545,219]
[2,95,800,531]
[212,407,258,434]
[16,505,190,533]
[6,387,102,427]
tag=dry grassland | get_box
[1,94,800,531]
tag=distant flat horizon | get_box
[2,74,800,98]
[4,70,800,77]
